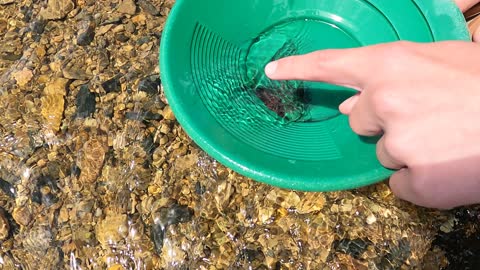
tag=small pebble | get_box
[125,111,162,121]
[0,19,6,35]
[138,75,160,95]
[0,178,16,198]
[77,19,96,46]
[162,106,175,121]
[159,123,170,134]
[101,76,121,93]
[117,0,137,15]
[0,208,10,240]
[12,68,33,87]
[155,204,193,227]
[39,0,75,20]
[138,0,160,16]
[30,19,46,34]
[75,84,96,118]
[115,33,130,42]
[366,213,377,225]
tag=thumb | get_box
[470,16,480,42]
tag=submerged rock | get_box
[75,85,96,118]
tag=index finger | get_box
[264,45,385,90]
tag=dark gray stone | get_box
[75,85,96,118]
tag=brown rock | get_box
[117,0,137,15]
[12,68,33,87]
[39,0,75,20]
[162,106,175,121]
[138,0,160,16]
[0,209,9,240]
[0,0,15,4]
[12,206,32,227]
[0,19,7,35]
[44,78,69,96]
[62,65,90,80]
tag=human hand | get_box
[456,0,480,41]
[455,0,480,12]
[265,41,480,209]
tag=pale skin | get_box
[265,0,480,209]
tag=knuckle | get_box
[370,90,397,116]
[409,174,428,196]
[378,41,415,71]
[369,88,406,120]
[348,114,364,135]
[383,136,406,163]
[377,154,391,168]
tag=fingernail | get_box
[265,61,278,76]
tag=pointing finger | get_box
[264,45,385,89]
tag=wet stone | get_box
[20,4,34,22]
[195,181,206,195]
[115,33,130,43]
[0,0,15,5]
[0,178,16,198]
[150,223,165,254]
[1,52,22,61]
[125,111,163,121]
[12,206,32,227]
[13,69,34,87]
[77,19,96,46]
[117,0,137,15]
[4,209,19,238]
[0,19,7,35]
[376,238,412,269]
[141,134,158,156]
[101,76,121,93]
[101,16,123,26]
[75,85,96,118]
[21,225,53,255]
[333,238,371,260]
[138,75,161,95]
[71,164,81,178]
[237,248,265,263]
[155,204,193,227]
[432,208,480,269]
[138,0,161,16]
[62,66,90,81]
[152,31,162,40]
[151,204,193,254]
[162,106,176,121]
[0,207,10,240]
[31,175,59,207]
[39,0,75,20]
[30,19,47,35]
[125,22,136,34]
[136,36,151,45]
